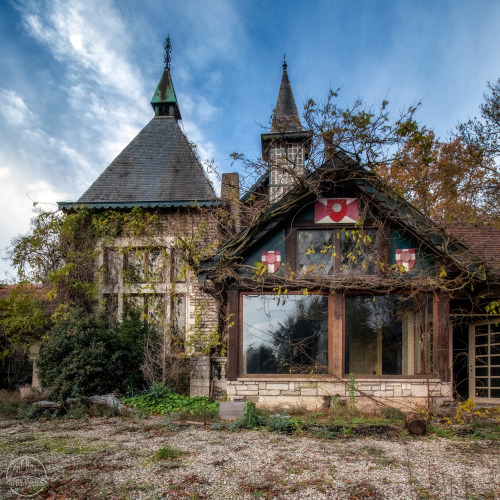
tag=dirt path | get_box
[1,416,499,499]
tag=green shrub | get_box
[211,422,226,431]
[154,445,188,460]
[37,308,157,401]
[123,383,219,418]
[267,413,292,433]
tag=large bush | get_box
[37,308,157,400]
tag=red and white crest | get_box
[395,248,416,271]
[261,251,281,273]
[314,198,359,224]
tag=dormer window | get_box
[297,228,380,275]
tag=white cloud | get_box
[0,89,34,126]
[21,0,144,101]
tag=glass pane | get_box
[345,295,432,375]
[476,346,489,357]
[491,356,500,365]
[475,356,488,366]
[297,231,335,275]
[172,295,186,338]
[491,344,500,355]
[148,248,165,282]
[475,378,488,388]
[475,324,489,335]
[490,333,500,344]
[475,367,488,377]
[475,335,489,345]
[146,294,164,324]
[491,378,500,388]
[104,248,121,285]
[127,249,146,282]
[491,389,500,398]
[340,229,378,274]
[242,295,329,375]
[491,366,500,376]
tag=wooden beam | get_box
[434,293,451,382]
[226,289,239,381]
[331,294,344,378]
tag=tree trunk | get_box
[405,412,427,435]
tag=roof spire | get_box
[270,57,302,133]
[151,35,182,120]
[163,35,172,69]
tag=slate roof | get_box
[448,225,500,273]
[75,116,217,205]
[270,62,303,133]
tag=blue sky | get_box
[1,0,499,281]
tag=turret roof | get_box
[270,58,303,133]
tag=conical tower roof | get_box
[270,57,303,133]
[60,37,217,209]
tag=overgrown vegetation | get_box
[37,308,157,401]
[122,383,219,420]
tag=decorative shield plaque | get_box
[395,248,416,271]
[261,251,281,273]
[315,198,359,223]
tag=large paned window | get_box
[471,322,500,400]
[345,295,433,375]
[125,248,165,283]
[242,294,329,375]
[297,229,379,275]
[240,293,435,377]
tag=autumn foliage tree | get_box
[375,130,500,225]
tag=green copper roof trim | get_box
[150,68,182,120]
[57,200,221,210]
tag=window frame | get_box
[236,290,438,380]
[288,223,387,276]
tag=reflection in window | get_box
[242,295,328,375]
[298,229,380,275]
[172,295,186,338]
[126,248,165,283]
[345,295,433,375]
[103,248,121,285]
[148,249,164,282]
[297,231,335,274]
[127,250,146,283]
[340,229,378,274]
[146,294,164,324]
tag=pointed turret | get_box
[270,56,302,133]
[150,36,182,120]
[58,36,218,209]
[261,57,312,204]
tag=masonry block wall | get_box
[226,379,453,410]
[99,206,221,360]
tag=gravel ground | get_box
[0,416,499,499]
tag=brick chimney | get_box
[221,173,240,232]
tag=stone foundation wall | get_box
[189,356,228,398]
[189,357,211,397]
[226,378,453,410]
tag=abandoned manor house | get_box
[57,40,500,410]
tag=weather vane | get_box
[283,54,287,70]
[164,35,172,69]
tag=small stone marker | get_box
[219,402,246,420]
